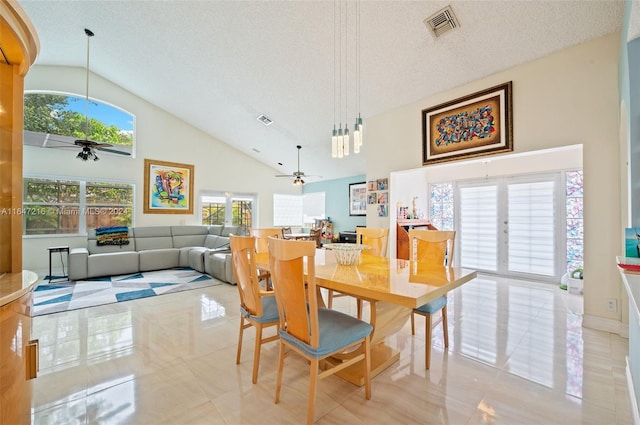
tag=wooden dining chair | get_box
[281,226,292,239]
[250,228,282,288]
[268,237,373,425]
[327,227,389,318]
[408,229,455,369]
[230,235,279,384]
[309,227,322,248]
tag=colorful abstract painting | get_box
[144,159,194,214]
[422,82,512,165]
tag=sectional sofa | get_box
[68,225,246,283]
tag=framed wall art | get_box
[349,182,367,216]
[143,159,194,214]
[422,81,513,165]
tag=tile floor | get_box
[30,275,633,424]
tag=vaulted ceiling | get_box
[18,0,625,181]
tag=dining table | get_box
[255,249,477,386]
[282,232,310,240]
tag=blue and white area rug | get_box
[33,268,220,317]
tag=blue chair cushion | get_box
[414,295,447,314]
[240,295,279,323]
[279,308,373,358]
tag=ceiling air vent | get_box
[257,114,273,126]
[424,5,459,39]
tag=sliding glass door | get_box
[456,174,561,281]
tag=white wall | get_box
[366,33,623,331]
[22,65,298,272]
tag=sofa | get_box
[68,225,246,283]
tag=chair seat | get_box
[414,296,447,314]
[279,308,373,358]
[241,295,279,323]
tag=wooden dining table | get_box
[282,232,310,240]
[255,249,477,386]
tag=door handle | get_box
[26,339,39,380]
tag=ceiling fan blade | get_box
[275,174,296,178]
[98,147,131,156]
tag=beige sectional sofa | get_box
[68,225,245,283]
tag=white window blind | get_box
[507,181,555,276]
[459,185,498,271]
[302,192,325,225]
[273,194,303,226]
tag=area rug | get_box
[32,267,220,317]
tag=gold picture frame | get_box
[422,82,513,165]
[143,159,194,214]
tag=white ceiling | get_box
[17,0,625,181]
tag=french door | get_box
[456,173,562,282]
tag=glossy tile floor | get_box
[31,275,633,424]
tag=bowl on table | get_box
[323,243,370,265]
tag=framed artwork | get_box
[377,204,388,217]
[367,192,378,205]
[144,159,194,214]
[349,182,367,216]
[422,81,513,165]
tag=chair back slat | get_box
[268,237,319,347]
[230,235,262,316]
[356,227,389,257]
[408,229,455,266]
[250,228,281,254]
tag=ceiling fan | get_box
[275,145,321,185]
[74,28,110,162]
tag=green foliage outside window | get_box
[24,93,133,146]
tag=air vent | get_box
[424,5,459,39]
[257,114,273,126]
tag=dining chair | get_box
[408,229,455,369]
[327,227,390,318]
[281,226,292,239]
[230,235,279,384]
[309,227,322,248]
[268,237,373,425]
[250,227,282,288]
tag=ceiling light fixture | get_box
[331,0,361,159]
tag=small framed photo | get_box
[349,182,367,216]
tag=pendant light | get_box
[330,0,362,158]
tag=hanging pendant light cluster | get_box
[331,0,363,159]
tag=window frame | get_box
[23,174,135,237]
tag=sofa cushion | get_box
[88,252,139,278]
[205,252,228,282]
[209,225,224,236]
[139,249,179,271]
[134,226,173,251]
[204,235,231,250]
[171,225,209,248]
[187,247,209,272]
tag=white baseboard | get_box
[627,357,640,425]
[582,314,623,334]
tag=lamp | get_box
[293,176,305,186]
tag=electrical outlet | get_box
[607,298,618,312]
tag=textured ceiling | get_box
[17,0,625,181]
